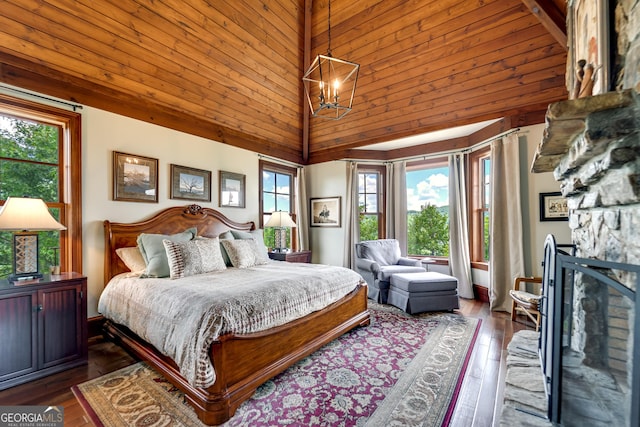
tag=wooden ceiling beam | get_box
[521,0,567,49]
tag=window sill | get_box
[471,261,489,271]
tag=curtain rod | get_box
[257,154,303,168]
[469,127,523,153]
[0,84,83,111]
[341,127,525,164]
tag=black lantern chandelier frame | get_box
[302,0,359,120]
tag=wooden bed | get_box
[102,204,370,425]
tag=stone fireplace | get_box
[529,89,640,426]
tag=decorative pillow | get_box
[137,227,197,278]
[115,247,146,273]
[230,229,270,264]
[218,230,235,266]
[163,237,226,279]
[221,239,269,268]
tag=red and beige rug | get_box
[73,303,480,426]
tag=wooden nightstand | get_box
[268,250,312,263]
[0,272,87,390]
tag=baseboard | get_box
[473,285,489,303]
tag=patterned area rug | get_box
[73,303,480,427]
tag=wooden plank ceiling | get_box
[0,0,567,165]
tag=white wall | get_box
[520,124,571,277]
[305,161,349,266]
[82,107,261,316]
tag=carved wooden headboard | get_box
[103,204,255,284]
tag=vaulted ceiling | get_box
[0,0,567,164]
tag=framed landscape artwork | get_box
[540,192,569,222]
[113,151,158,203]
[310,197,341,227]
[170,164,211,202]
[219,170,245,208]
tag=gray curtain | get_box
[448,153,474,299]
[295,167,309,251]
[343,161,359,269]
[489,133,525,312]
[385,161,408,253]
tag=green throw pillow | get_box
[137,227,197,278]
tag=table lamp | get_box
[0,197,67,280]
[264,211,296,253]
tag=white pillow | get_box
[221,239,269,268]
[163,237,226,279]
[115,247,146,273]
[230,229,270,264]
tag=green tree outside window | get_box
[0,117,61,277]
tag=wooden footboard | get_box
[103,284,370,425]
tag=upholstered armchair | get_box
[354,239,424,303]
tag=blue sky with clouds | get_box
[406,166,449,211]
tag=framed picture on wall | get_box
[219,170,245,208]
[170,164,211,202]
[567,0,610,98]
[540,192,569,221]
[310,197,341,227]
[113,151,158,203]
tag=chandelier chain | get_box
[327,0,331,55]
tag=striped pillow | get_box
[163,237,226,279]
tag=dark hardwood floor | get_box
[0,298,531,426]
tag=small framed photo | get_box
[540,192,568,222]
[113,151,158,203]
[170,164,211,202]
[219,170,245,208]
[310,197,341,227]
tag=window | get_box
[0,94,82,277]
[406,158,449,257]
[470,147,490,264]
[357,166,385,241]
[259,160,297,250]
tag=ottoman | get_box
[389,272,460,314]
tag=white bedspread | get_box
[98,261,365,388]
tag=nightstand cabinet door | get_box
[0,273,87,390]
[40,284,86,368]
[0,292,38,383]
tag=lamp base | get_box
[9,272,43,282]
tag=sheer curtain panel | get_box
[386,161,407,253]
[448,153,474,299]
[295,167,309,250]
[489,133,525,311]
[343,162,359,269]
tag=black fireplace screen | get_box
[540,235,639,426]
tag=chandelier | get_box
[303,0,359,120]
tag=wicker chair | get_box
[509,276,543,331]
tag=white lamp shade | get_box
[0,197,67,231]
[264,211,296,228]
